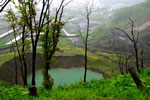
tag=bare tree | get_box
[116,18,140,72]
[77,0,94,83]
[115,18,145,89]
[124,55,132,74]
[116,53,124,75]
[140,49,144,69]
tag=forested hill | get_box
[107,0,150,27]
[110,0,150,41]
[110,0,150,40]
[92,0,150,35]
[89,0,150,61]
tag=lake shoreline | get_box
[0,53,104,86]
[27,68,104,87]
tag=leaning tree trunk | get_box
[121,61,124,75]
[128,67,145,89]
[134,44,140,73]
[140,49,144,70]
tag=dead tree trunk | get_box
[82,0,94,83]
[128,67,145,89]
[84,14,89,83]
[125,57,129,74]
[116,53,124,75]
[121,60,124,75]
[140,49,144,69]
[134,44,140,72]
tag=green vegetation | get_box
[40,20,65,89]
[56,41,118,77]
[89,32,104,40]
[1,68,150,100]
[0,41,119,77]
[91,0,150,39]
[0,53,15,67]
[0,36,10,48]
[57,38,74,47]
[0,0,150,99]
[110,0,150,27]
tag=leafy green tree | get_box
[40,0,72,89]
[6,0,72,94]
[5,7,31,87]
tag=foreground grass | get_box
[0,68,150,100]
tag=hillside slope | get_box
[90,0,150,62]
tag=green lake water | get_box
[27,68,103,87]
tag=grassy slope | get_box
[0,38,119,77]
[1,1,150,99]
[0,36,11,48]
[86,0,150,55]
[56,38,119,77]
[0,53,15,67]
[0,68,150,100]
[109,0,150,27]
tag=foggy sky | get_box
[3,0,146,12]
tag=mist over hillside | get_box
[66,0,145,10]
[62,0,146,21]
[68,0,145,8]
[0,0,146,18]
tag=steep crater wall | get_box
[0,53,85,85]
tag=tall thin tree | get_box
[78,0,94,83]
[5,6,30,86]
